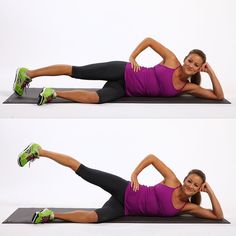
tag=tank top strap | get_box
[178,80,189,91]
[175,65,181,70]
[179,201,189,210]
[174,185,182,189]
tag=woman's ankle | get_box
[26,70,34,79]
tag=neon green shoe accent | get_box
[32,208,54,224]
[13,68,32,96]
[18,143,41,167]
[37,87,56,105]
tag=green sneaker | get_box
[18,143,41,167]
[32,208,54,224]
[37,87,56,105]
[13,68,32,96]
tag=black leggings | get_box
[75,164,129,223]
[71,61,127,103]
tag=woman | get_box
[18,143,223,223]
[13,37,224,105]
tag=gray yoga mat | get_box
[2,208,230,224]
[3,88,231,104]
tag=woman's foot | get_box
[32,208,54,224]
[37,87,56,105]
[18,143,41,167]
[13,68,32,96]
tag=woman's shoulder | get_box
[159,57,181,69]
[161,177,181,188]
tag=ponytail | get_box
[190,192,202,205]
[190,72,201,85]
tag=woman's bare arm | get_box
[131,154,179,191]
[129,37,178,72]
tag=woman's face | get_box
[183,53,204,75]
[182,173,204,197]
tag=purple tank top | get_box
[124,63,183,97]
[124,182,184,217]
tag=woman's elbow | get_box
[210,92,224,101]
[147,154,157,161]
[216,215,224,220]
[144,37,154,45]
[145,37,153,41]
[148,153,157,157]
[216,95,224,101]
[214,211,224,220]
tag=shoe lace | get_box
[41,215,51,223]
[21,78,31,94]
[46,95,55,103]
[24,83,30,94]
[27,155,36,168]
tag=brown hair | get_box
[185,169,206,205]
[184,49,207,85]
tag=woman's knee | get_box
[86,92,99,103]
[67,65,73,76]
[87,211,99,223]
[60,64,72,76]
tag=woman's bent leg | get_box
[96,80,126,103]
[54,210,98,223]
[55,79,125,104]
[94,196,124,223]
[56,90,99,103]
[53,196,124,223]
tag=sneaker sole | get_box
[17,143,34,167]
[32,212,39,223]
[13,68,21,96]
[37,88,46,106]
[17,157,23,167]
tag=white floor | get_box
[1,119,236,236]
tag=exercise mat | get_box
[2,208,230,224]
[3,88,231,104]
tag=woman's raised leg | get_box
[39,148,80,171]
[17,143,80,171]
[27,65,72,79]
[18,144,128,202]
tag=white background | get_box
[0,0,236,93]
[0,119,236,235]
[1,0,236,119]
[1,0,236,235]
